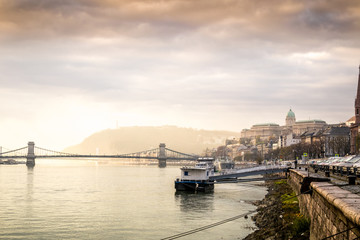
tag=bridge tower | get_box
[158,143,167,167]
[26,142,36,167]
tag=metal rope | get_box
[160,185,313,240]
[0,146,28,155]
[34,146,74,156]
[120,148,158,157]
[160,210,257,240]
[164,148,198,158]
[321,226,357,240]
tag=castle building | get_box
[241,109,327,148]
[350,66,360,154]
[285,109,296,126]
[292,120,327,136]
[240,123,280,141]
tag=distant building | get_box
[285,109,296,126]
[241,109,327,148]
[323,126,350,157]
[292,119,327,136]
[279,133,301,148]
[300,129,323,145]
[346,116,355,127]
[350,66,360,154]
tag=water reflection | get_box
[26,166,34,218]
[174,191,214,212]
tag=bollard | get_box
[325,171,330,177]
[348,175,356,185]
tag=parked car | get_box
[336,155,360,168]
[351,157,360,168]
[306,160,318,165]
[318,157,340,166]
[330,155,355,167]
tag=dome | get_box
[287,109,295,118]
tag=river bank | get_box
[244,177,310,240]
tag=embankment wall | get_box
[288,169,360,240]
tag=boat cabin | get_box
[180,158,215,181]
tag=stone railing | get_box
[288,169,360,240]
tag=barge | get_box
[175,158,215,192]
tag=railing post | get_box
[26,142,36,167]
[348,175,356,185]
[158,143,166,168]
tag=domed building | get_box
[240,108,328,148]
[285,109,296,126]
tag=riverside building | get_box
[350,66,360,154]
[240,109,327,148]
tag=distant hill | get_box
[64,126,240,155]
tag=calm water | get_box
[0,160,267,240]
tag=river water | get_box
[0,160,267,240]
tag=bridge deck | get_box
[0,155,197,160]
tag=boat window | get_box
[184,171,188,176]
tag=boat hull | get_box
[175,180,214,192]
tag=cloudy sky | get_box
[0,0,360,150]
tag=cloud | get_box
[0,0,359,149]
[0,0,359,42]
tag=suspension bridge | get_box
[0,142,199,167]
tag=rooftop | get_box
[323,126,350,136]
[287,109,295,118]
[347,116,355,122]
[295,119,326,124]
[253,123,280,127]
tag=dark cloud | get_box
[0,0,359,43]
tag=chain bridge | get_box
[0,142,198,167]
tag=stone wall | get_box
[288,169,360,240]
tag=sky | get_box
[0,0,360,150]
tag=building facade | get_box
[292,120,327,136]
[241,109,327,149]
[350,66,360,154]
[323,126,350,157]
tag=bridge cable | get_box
[160,210,257,240]
[34,146,74,156]
[164,148,198,158]
[0,146,28,155]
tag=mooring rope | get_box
[161,184,315,240]
[160,210,257,240]
[321,226,357,240]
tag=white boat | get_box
[214,156,235,172]
[174,158,215,192]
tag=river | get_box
[0,159,267,239]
